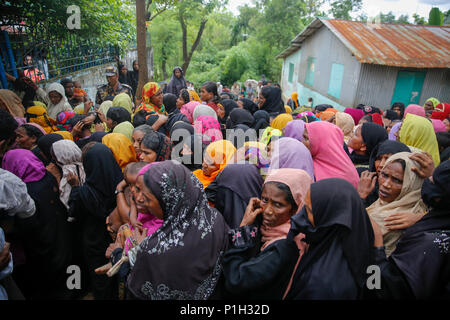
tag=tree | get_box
[328,0,362,20]
[413,13,426,25]
[429,7,443,26]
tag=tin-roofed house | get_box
[277,18,450,110]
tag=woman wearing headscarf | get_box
[283,119,305,143]
[252,110,270,134]
[222,168,312,299]
[169,121,194,147]
[344,107,364,127]
[67,143,123,300]
[2,149,72,299]
[26,105,59,134]
[258,86,285,114]
[302,121,359,188]
[431,119,446,133]
[260,126,282,146]
[398,113,440,167]
[51,140,86,210]
[284,178,374,300]
[271,113,293,132]
[404,104,426,118]
[287,92,299,110]
[37,132,64,166]
[15,124,45,154]
[423,97,440,112]
[193,139,236,189]
[268,137,315,181]
[219,99,238,125]
[56,110,76,131]
[179,134,207,172]
[113,121,134,142]
[102,133,137,170]
[193,104,218,123]
[358,140,411,208]
[0,89,26,117]
[194,115,223,145]
[138,130,172,163]
[226,108,255,129]
[367,152,427,256]
[136,82,167,116]
[112,92,133,115]
[334,112,355,144]
[106,106,131,131]
[238,98,258,115]
[180,101,201,124]
[164,67,187,98]
[367,159,450,299]
[54,130,74,141]
[126,161,229,300]
[430,102,450,121]
[391,102,405,119]
[163,93,178,115]
[347,122,388,174]
[44,83,73,119]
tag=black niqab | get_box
[260,86,285,114]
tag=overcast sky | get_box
[226,0,450,21]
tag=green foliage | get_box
[429,7,443,26]
[329,0,362,20]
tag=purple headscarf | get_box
[284,119,306,142]
[2,149,46,183]
[268,137,315,181]
[389,121,402,140]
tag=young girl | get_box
[200,81,222,116]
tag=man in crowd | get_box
[95,66,133,106]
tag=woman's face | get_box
[374,153,393,176]
[258,92,266,109]
[443,118,450,132]
[347,126,366,154]
[139,144,158,163]
[260,183,296,228]
[106,117,116,130]
[392,106,402,117]
[176,92,185,109]
[201,152,219,176]
[132,130,145,155]
[150,89,163,108]
[302,128,310,151]
[49,91,63,105]
[134,175,164,219]
[15,127,36,150]
[378,161,404,203]
[174,69,182,78]
[424,100,434,112]
[200,86,213,102]
[217,104,226,119]
[237,100,244,109]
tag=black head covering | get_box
[133,109,150,127]
[260,86,285,114]
[252,110,270,132]
[363,105,381,115]
[214,163,263,228]
[221,92,237,101]
[145,115,159,127]
[391,102,405,119]
[220,99,238,122]
[239,98,258,114]
[441,146,450,163]
[165,66,187,98]
[76,131,110,150]
[166,113,190,134]
[78,143,123,219]
[286,178,374,299]
[384,110,401,121]
[314,104,331,113]
[182,134,206,171]
[368,140,411,172]
[389,159,450,299]
[127,161,229,300]
[361,122,388,157]
[226,108,255,129]
[163,93,178,114]
[106,106,131,124]
[169,121,194,146]
[37,133,64,163]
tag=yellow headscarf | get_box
[423,97,440,109]
[260,127,282,145]
[26,106,58,134]
[99,100,113,116]
[188,90,201,103]
[285,105,293,113]
[193,140,236,189]
[399,113,440,167]
[271,113,293,131]
[102,133,137,170]
[291,92,299,108]
[54,131,73,141]
[113,121,134,142]
[112,92,133,114]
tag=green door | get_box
[391,71,426,106]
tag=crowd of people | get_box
[0,61,449,300]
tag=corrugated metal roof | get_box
[278,18,450,69]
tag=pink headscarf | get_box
[260,168,312,252]
[194,115,223,145]
[24,122,47,135]
[344,108,364,126]
[305,121,359,188]
[431,119,446,133]
[180,101,201,124]
[404,104,425,118]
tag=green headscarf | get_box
[423,97,440,109]
[113,121,134,142]
[260,126,282,145]
[112,92,133,114]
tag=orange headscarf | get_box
[193,140,236,189]
[102,133,137,170]
[136,82,168,116]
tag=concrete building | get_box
[278,18,450,110]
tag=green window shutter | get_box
[288,63,294,83]
[305,57,316,86]
[328,63,344,99]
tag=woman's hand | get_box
[368,216,384,247]
[116,180,128,192]
[357,171,377,199]
[83,100,94,114]
[71,120,84,137]
[94,123,105,132]
[385,212,425,230]
[410,152,434,179]
[240,198,263,227]
[95,110,106,123]
[0,242,11,270]
[47,162,62,184]
[66,171,80,187]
